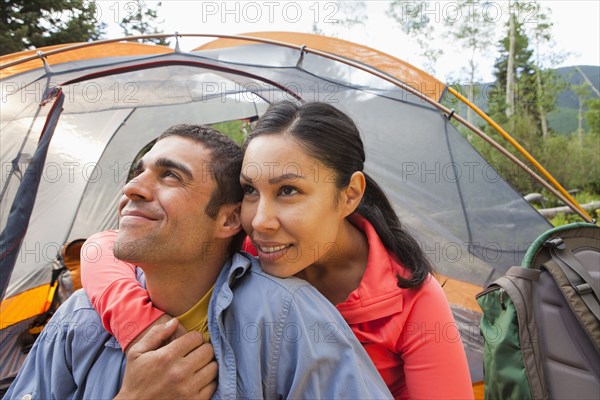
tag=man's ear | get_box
[341,171,366,217]
[215,203,242,239]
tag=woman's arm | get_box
[398,276,474,400]
[80,230,165,349]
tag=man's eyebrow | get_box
[155,157,194,180]
[132,160,144,175]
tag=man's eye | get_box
[164,171,181,180]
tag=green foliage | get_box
[586,98,600,136]
[118,0,168,45]
[547,107,581,134]
[210,120,248,145]
[488,15,535,122]
[539,134,600,193]
[0,0,104,55]
[547,191,600,226]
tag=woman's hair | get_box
[245,101,434,288]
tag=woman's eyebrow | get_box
[240,172,305,184]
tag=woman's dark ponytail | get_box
[247,100,435,289]
[357,173,434,288]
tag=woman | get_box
[81,101,473,399]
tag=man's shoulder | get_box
[56,288,96,313]
[222,253,338,321]
[47,289,115,344]
[229,252,312,294]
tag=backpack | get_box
[476,222,600,400]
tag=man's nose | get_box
[122,172,154,201]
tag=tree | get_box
[585,98,600,136]
[488,7,536,127]
[445,0,495,124]
[0,0,104,56]
[527,2,567,139]
[118,0,168,45]
[312,1,367,36]
[387,0,442,73]
[573,83,590,146]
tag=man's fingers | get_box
[186,342,215,373]
[197,380,217,399]
[170,321,188,341]
[129,318,180,356]
[161,330,205,358]
[194,359,218,389]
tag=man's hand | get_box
[115,318,218,400]
[124,314,187,353]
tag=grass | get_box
[544,191,600,226]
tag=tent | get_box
[0,32,590,394]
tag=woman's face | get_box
[240,134,348,278]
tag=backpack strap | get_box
[492,268,548,400]
[545,238,600,321]
[506,266,541,281]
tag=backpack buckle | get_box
[574,283,592,295]
[544,237,566,250]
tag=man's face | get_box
[114,135,218,268]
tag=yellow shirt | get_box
[176,286,214,343]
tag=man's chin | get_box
[113,235,142,262]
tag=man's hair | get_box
[158,124,243,218]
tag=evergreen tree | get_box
[586,98,600,136]
[445,0,495,124]
[0,0,103,56]
[488,11,536,126]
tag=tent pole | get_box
[447,86,592,221]
[1,33,590,222]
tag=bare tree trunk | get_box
[506,7,516,119]
[467,56,475,126]
[578,96,584,147]
[536,69,549,139]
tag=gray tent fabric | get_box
[1,39,553,387]
[0,89,64,299]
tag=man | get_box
[5,125,391,399]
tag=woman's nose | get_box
[251,197,279,232]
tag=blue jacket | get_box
[4,253,392,399]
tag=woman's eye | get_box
[242,185,257,195]
[280,186,298,196]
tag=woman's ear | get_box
[215,203,242,239]
[342,171,366,217]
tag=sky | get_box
[98,0,600,83]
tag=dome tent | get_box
[0,32,586,393]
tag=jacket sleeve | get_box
[241,236,258,255]
[275,285,393,399]
[80,230,165,349]
[396,276,474,400]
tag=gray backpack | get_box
[476,223,600,399]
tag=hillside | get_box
[443,65,599,134]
